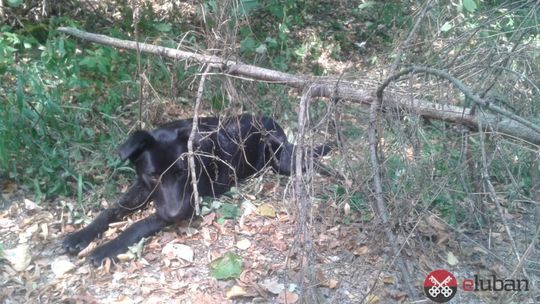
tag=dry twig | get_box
[294,85,322,303]
[371,80,417,300]
[188,65,212,215]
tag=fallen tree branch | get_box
[57,27,540,145]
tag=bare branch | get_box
[378,66,540,135]
[370,81,417,300]
[294,86,322,302]
[57,27,540,145]
[188,65,211,216]
[390,0,434,71]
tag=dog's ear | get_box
[119,131,156,162]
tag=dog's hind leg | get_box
[87,213,169,266]
[268,137,335,176]
[63,178,151,254]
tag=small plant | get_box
[210,252,243,280]
[332,185,366,212]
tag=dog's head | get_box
[118,127,210,219]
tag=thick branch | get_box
[57,27,540,145]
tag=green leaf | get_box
[127,237,146,258]
[440,22,453,32]
[210,200,222,210]
[79,56,98,69]
[255,44,267,54]
[217,203,240,219]
[210,252,242,280]
[7,0,23,7]
[240,37,257,53]
[462,0,477,12]
[265,37,278,48]
[272,55,288,71]
[357,1,375,11]
[153,23,172,32]
[294,45,308,58]
[239,0,259,16]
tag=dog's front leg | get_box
[88,213,169,266]
[63,179,151,254]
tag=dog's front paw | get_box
[63,230,95,254]
[88,241,128,267]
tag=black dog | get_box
[63,114,332,266]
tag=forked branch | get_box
[57,27,540,145]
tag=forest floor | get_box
[1,1,539,303]
[1,169,538,304]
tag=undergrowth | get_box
[1,0,538,232]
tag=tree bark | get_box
[57,27,540,145]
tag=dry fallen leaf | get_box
[343,202,351,215]
[261,278,285,295]
[51,256,76,278]
[352,244,369,255]
[241,200,257,217]
[1,179,17,194]
[366,294,380,303]
[117,253,135,262]
[78,241,97,258]
[277,291,299,304]
[4,244,32,271]
[447,251,459,266]
[262,182,278,194]
[162,242,194,262]
[202,212,216,226]
[325,278,339,289]
[388,290,408,300]
[178,226,199,236]
[473,246,488,254]
[257,203,276,218]
[111,295,133,304]
[0,218,14,229]
[381,276,395,284]
[236,238,251,250]
[76,264,91,275]
[24,198,42,211]
[426,214,447,231]
[102,257,112,274]
[317,270,340,289]
[39,223,48,239]
[201,227,213,242]
[226,285,247,299]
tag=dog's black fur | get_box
[63,114,332,266]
